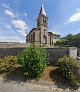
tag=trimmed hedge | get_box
[58,56,80,87]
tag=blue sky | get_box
[0,0,80,43]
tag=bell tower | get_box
[36,4,49,46]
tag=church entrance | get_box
[43,35,47,45]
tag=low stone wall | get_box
[46,48,69,65]
[0,43,28,48]
[0,48,24,58]
[0,47,78,65]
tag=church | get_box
[26,5,60,47]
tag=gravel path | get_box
[0,80,52,92]
[0,77,80,92]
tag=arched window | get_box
[43,35,47,45]
[45,20,46,24]
[44,29,46,31]
[52,41,53,45]
[33,32,35,41]
[31,34,32,42]
[29,36,30,41]
[43,19,44,24]
[38,21,40,26]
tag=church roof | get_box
[26,28,40,38]
[48,32,60,36]
[40,4,46,16]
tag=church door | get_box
[43,35,47,45]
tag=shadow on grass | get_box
[49,68,79,90]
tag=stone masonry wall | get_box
[46,48,69,65]
[0,43,79,65]
[0,47,78,65]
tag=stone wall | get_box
[46,48,69,65]
[0,43,28,48]
[0,48,24,58]
[0,47,78,65]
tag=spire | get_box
[40,4,46,16]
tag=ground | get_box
[0,66,80,92]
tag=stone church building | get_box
[26,5,60,47]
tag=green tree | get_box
[55,33,80,47]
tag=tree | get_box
[55,33,80,47]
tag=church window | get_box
[29,36,30,41]
[52,41,53,45]
[38,21,40,26]
[45,20,46,24]
[31,34,32,42]
[26,38,28,43]
[33,32,35,41]
[44,29,46,31]
[43,19,44,24]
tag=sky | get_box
[0,0,80,43]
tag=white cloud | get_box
[16,30,27,36]
[23,13,27,16]
[1,2,29,42]
[65,11,80,24]
[11,20,28,36]
[2,3,13,12]
[0,36,25,43]
[5,10,15,18]
[2,3,10,9]
[50,27,60,35]
[2,3,18,18]
[12,20,28,31]
[69,12,80,22]
[76,8,80,12]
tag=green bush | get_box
[0,56,17,74]
[17,44,48,79]
[58,56,80,87]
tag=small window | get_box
[52,41,53,45]
[45,20,46,23]
[44,29,46,31]
[43,19,44,23]
[29,36,30,41]
[31,34,32,41]
[33,32,35,41]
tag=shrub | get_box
[58,56,80,87]
[0,56,17,74]
[17,44,48,79]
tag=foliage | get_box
[58,56,80,87]
[17,44,48,79]
[0,56,17,74]
[55,33,80,47]
[54,41,61,46]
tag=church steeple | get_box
[36,4,49,46]
[39,4,46,16]
[37,4,48,28]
